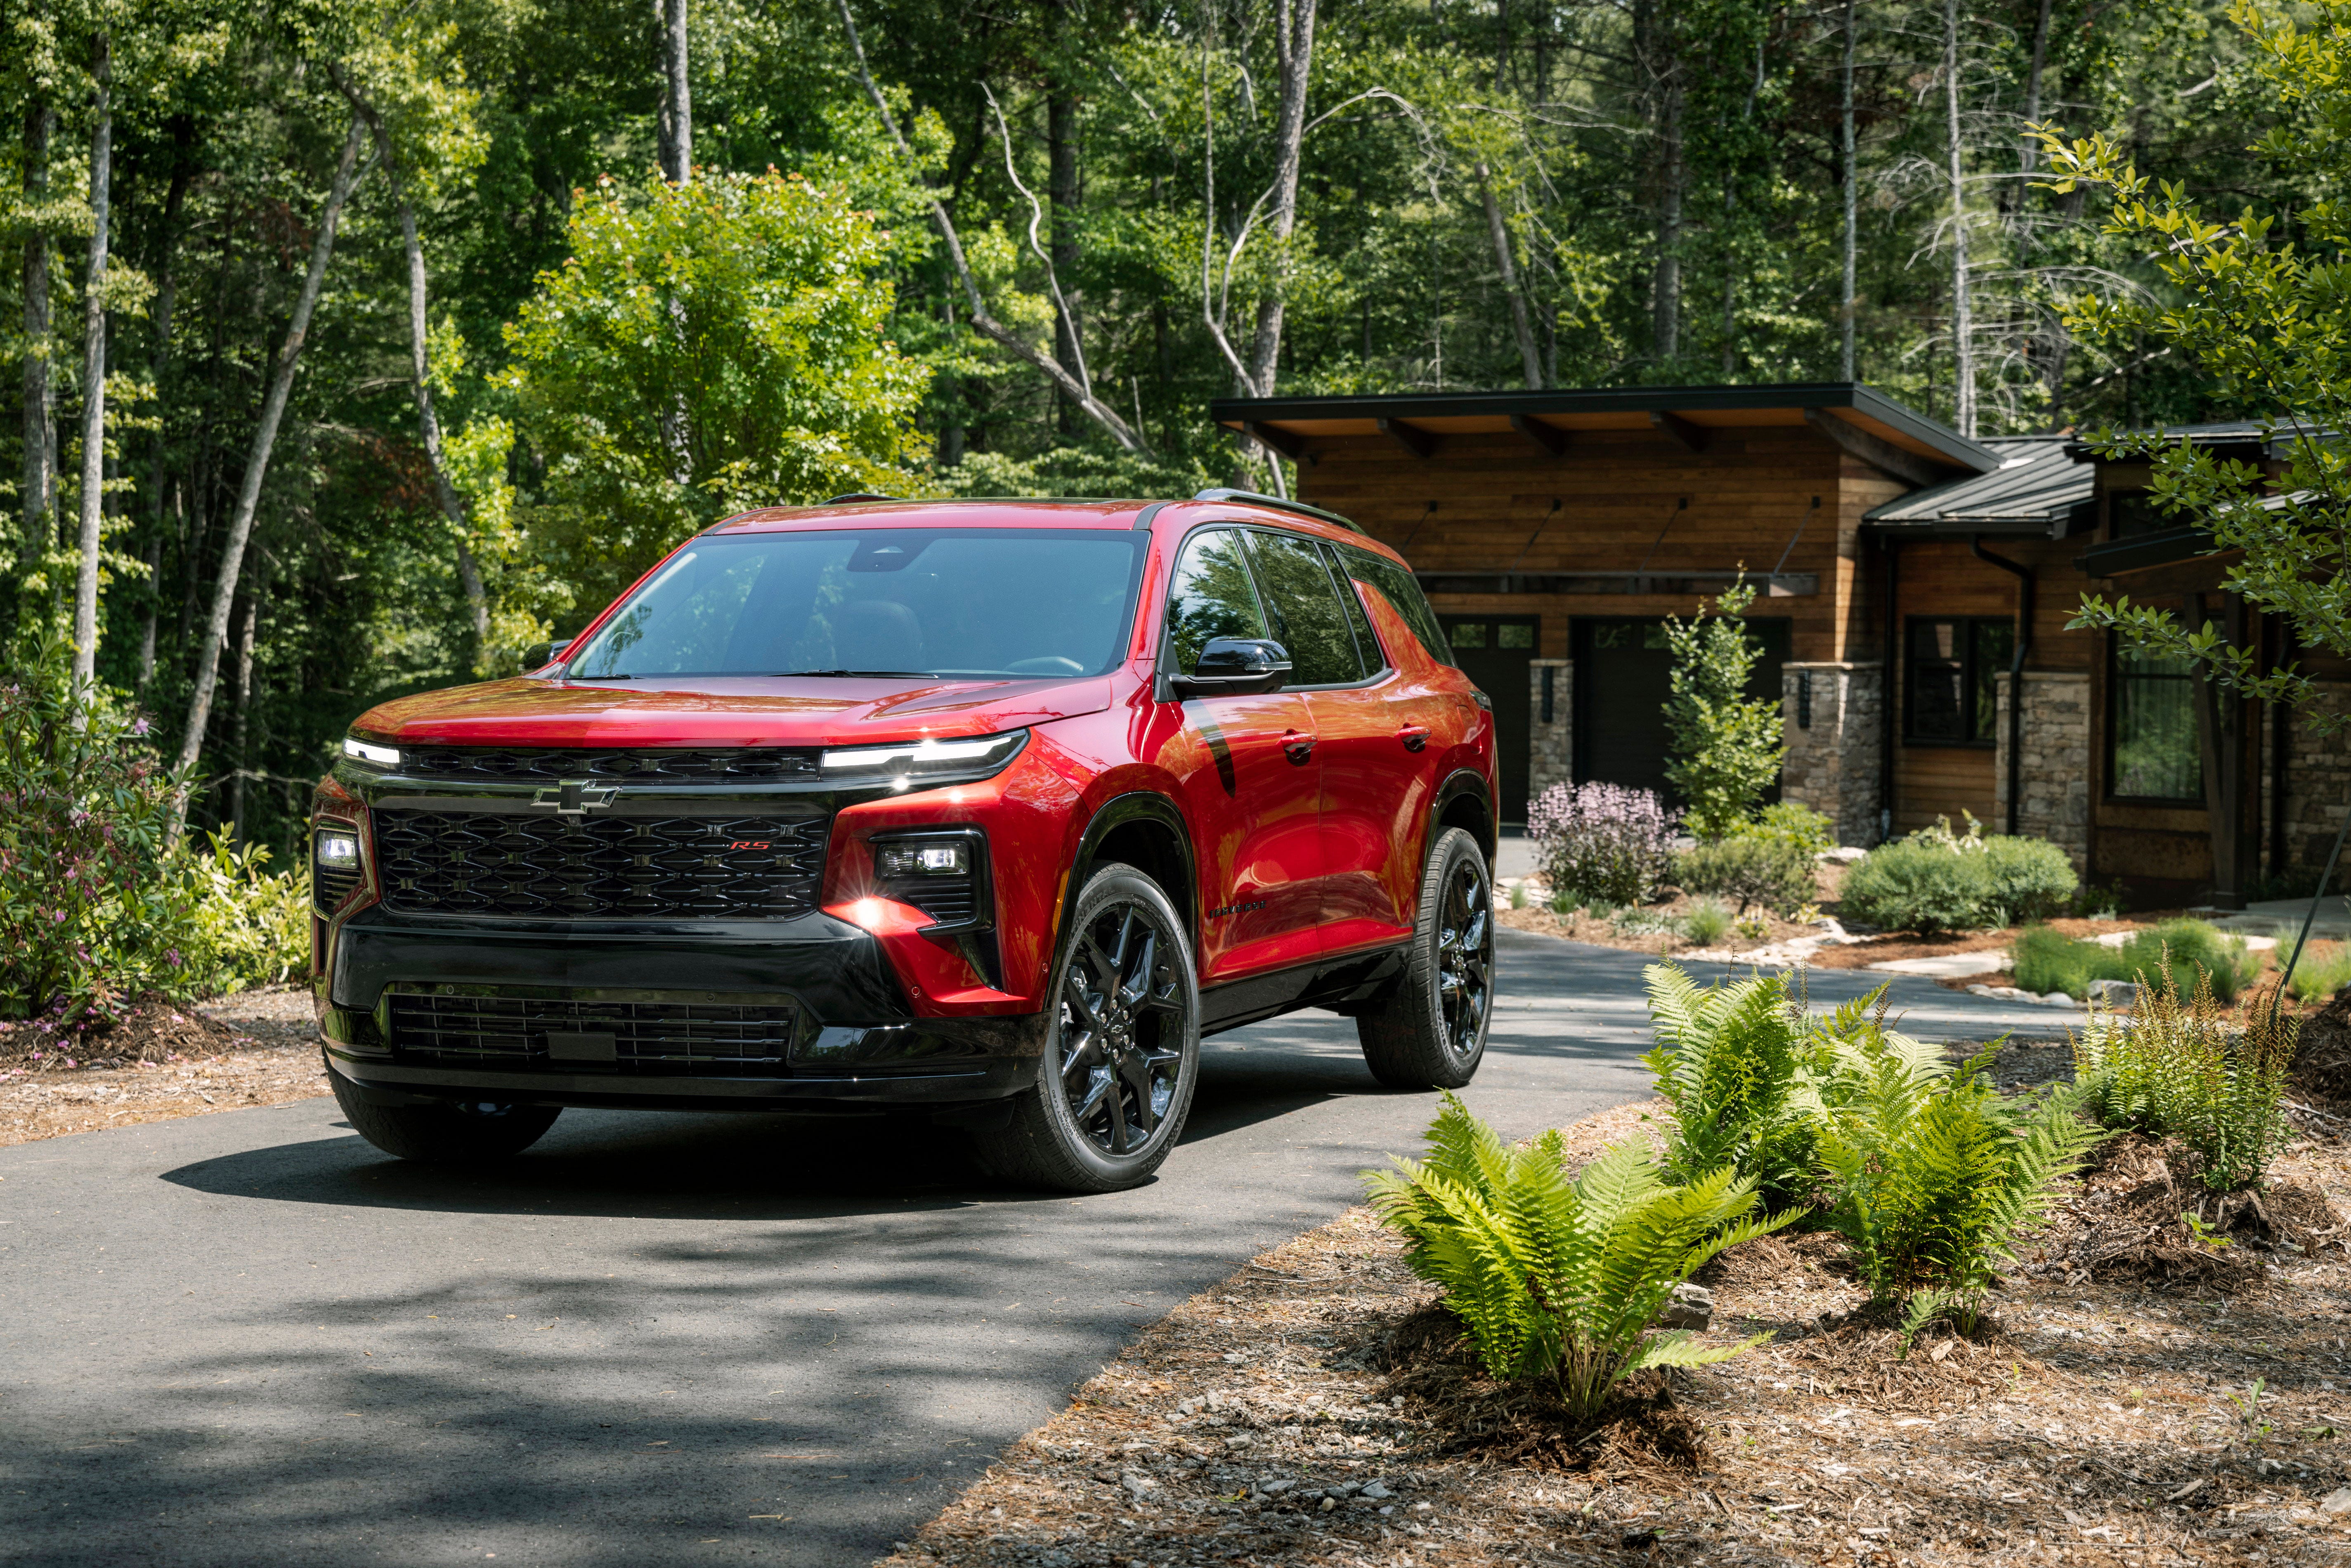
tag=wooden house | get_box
[1208,385,2334,906]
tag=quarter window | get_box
[1341,547,1456,668]
[1904,617,2014,744]
[1245,531,1364,686]
[1163,530,1270,675]
[2109,645,2204,802]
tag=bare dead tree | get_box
[1477,163,1542,388]
[835,0,1151,454]
[70,31,110,686]
[1944,0,1976,437]
[1840,0,1857,380]
[173,114,376,812]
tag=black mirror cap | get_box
[1169,638,1291,697]
[525,638,573,671]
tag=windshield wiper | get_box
[777,668,937,678]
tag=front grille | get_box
[888,876,978,925]
[376,812,828,920]
[385,988,799,1074]
[399,747,820,784]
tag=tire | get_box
[1356,826,1496,1090]
[331,1074,562,1165]
[970,864,1201,1193]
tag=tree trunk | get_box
[656,0,692,182]
[2017,0,2054,195]
[1840,0,1857,380]
[1652,78,1683,362]
[1047,84,1082,435]
[1241,0,1318,401]
[71,33,111,687]
[21,96,54,571]
[1477,165,1541,389]
[174,115,372,804]
[140,127,191,695]
[229,575,261,845]
[1945,0,1975,437]
[393,187,489,669]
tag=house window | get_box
[1904,617,2014,744]
[2109,645,2204,802]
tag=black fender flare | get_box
[1429,767,1498,870]
[1063,790,1201,955]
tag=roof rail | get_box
[822,491,902,505]
[1190,487,1366,535]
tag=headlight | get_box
[313,822,366,915]
[819,729,1028,788]
[342,736,400,768]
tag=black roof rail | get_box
[1190,487,1366,535]
[822,491,903,505]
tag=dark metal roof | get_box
[1210,382,2000,475]
[1863,437,2091,535]
[2061,420,2285,462]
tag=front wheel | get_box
[331,1075,562,1165]
[970,864,1200,1193]
[1356,827,1495,1089]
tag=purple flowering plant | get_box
[1525,781,1682,908]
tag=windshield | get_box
[565,529,1147,680]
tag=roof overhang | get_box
[1210,383,1998,478]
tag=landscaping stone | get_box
[1868,949,2010,978]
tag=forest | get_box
[0,0,2307,866]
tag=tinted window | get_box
[1164,529,1269,675]
[1322,541,1385,673]
[1246,531,1363,685]
[567,529,1144,679]
[1342,547,1455,668]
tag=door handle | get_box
[1283,732,1316,765]
[1396,724,1431,753]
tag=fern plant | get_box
[1642,964,1817,1200]
[1364,1093,1797,1422]
[1815,1034,2104,1332]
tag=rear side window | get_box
[1245,531,1366,686]
[1164,529,1270,674]
[1341,547,1455,668]
[1321,541,1384,674]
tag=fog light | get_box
[876,841,968,877]
[316,831,361,868]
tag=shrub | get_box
[1677,835,1815,916]
[1834,840,1990,935]
[1730,801,1837,858]
[180,832,310,994]
[2288,939,2351,1004]
[1526,781,1680,909]
[1678,898,1732,945]
[1978,837,2079,923]
[1661,579,1786,841]
[1364,1093,1796,1421]
[1642,965,1816,1198]
[1816,1034,2105,1332]
[2073,963,2296,1191]
[2013,919,2262,1003]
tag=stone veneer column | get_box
[2281,681,2351,873]
[1527,659,1572,810]
[1992,671,2091,871]
[1779,663,1883,848]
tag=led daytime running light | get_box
[821,732,1022,771]
[343,737,400,767]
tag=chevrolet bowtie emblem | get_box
[530,780,620,817]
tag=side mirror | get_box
[525,638,572,671]
[1170,638,1291,698]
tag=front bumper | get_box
[320,907,1045,1110]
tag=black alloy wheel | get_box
[1056,902,1187,1156]
[969,864,1200,1192]
[1356,826,1496,1090]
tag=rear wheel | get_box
[970,865,1200,1193]
[1356,827,1494,1089]
[331,1075,561,1165]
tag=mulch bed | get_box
[879,1093,2351,1568]
[0,985,327,1147]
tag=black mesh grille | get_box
[314,862,363,914]
[376,812,829,920]
[888,876,978,925]
[399,747,820,784]
[385,989,798,1074]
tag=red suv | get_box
[312,491,1498,1191]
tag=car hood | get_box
[352,674,1116,750]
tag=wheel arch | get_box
[1066,792,1200,956]
[1431,768,1498,869]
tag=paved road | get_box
[0,933,2067,1567]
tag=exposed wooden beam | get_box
[1245,421,1309,463]
[1801,407,1943,488]
[1378,417,1437,459]
[1649,410,1710,453]
[1509,414,1569,457]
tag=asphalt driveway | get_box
[0,933,2068,1566]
